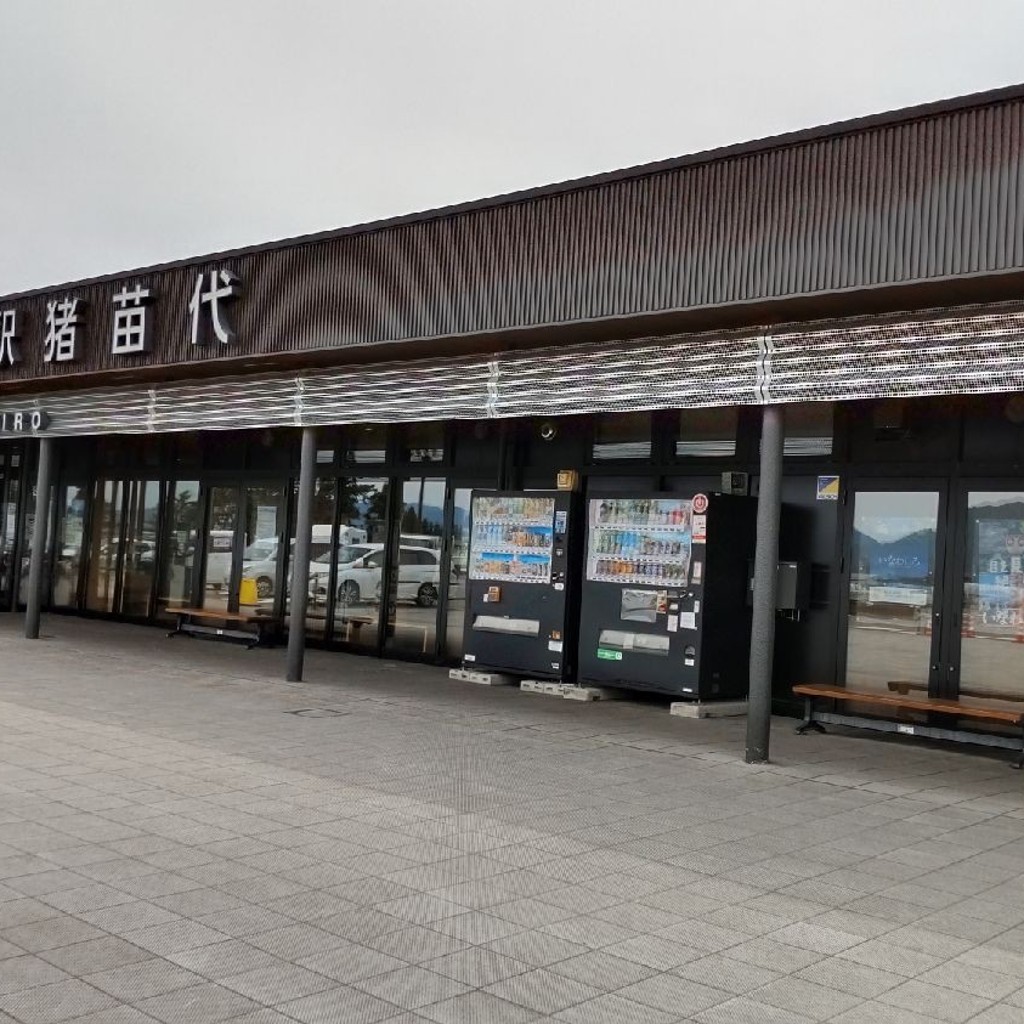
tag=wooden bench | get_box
[166,606,283,649]
[338,616,432,653]
[793,682,1024,769]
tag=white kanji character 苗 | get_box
[111,283,153,355]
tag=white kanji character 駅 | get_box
[0,310,21,367]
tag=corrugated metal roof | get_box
[1,83,1023,389]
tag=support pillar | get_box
[24,436,54,640]
[286,427,317,681]
[745,404,784,764]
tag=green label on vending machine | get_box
[596,648,623,661]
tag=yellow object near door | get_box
[238,578,258,606]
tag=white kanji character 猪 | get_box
[188,269,241,346]
[111,283,153,355]
[43,297,82,363]
[0,311,21,367]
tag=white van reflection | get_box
[309,544,440,608]
[214,525,357,599]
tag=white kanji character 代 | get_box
[188,269,241,346]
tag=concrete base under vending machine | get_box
[449,668,518,686]
[669,700,749,719]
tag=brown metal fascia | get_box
[3,82,1024,304]
[4,266,1023,400]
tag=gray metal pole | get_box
[286,427,317,681]
[745,404,784,764]
[24,436,55,640]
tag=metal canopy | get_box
[2,302,1023,436]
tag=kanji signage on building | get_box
[0,267,243,374]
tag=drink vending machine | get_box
[462,490,578,679]
[577,492,756,698]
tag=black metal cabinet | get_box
[462,490,579,679]
[577,492,756,698]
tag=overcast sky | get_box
[2,0,1023,294]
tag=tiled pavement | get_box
[0,618,1021,1022]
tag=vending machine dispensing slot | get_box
[462,490,579,679]
[472,616,541,636]
[578,493,756,699]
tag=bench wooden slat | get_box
[793,683,1023,725]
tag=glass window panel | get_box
[201,486,238,613]
[784,402,834,457]
[845,491,939,696]
[241,484,286,609]
[959,492,1024,709]
[342,425,388,466]
[18,480,52,606]
[593,412,652,461]
[402,422,445,463]
[676,408,737,457]
[385,478,445,655]
[0,473,19,604]
[444,487,471,658]
[85,480,125,613]
[284,477,336,639]
[158,480,201,616]
[52,484,87,609]
[119,480,161,617]
[329,478,389,648]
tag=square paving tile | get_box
[38,936,153,976]
[0,977,119,1023]
[417,990,541,1023]
[221,960,336,1003]
[275,985,400,1023]
[484,968,603,1014]
[133,981,260,1022]
[351,964,471,1009]
[296,942,408,983]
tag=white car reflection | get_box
[309,544,440,607]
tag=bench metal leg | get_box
[796,696,827,735]
[1012,725,1024,770]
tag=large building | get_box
[2,84,1024,728]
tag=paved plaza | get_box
[0,618,1021,1022]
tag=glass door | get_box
[384,477,445,656]
[52,484,87,608]
[157,480,201,617]
[200,482,287,615]
[0,451,22,609]
[240,483,287,610]
[119,480,162,617]
[443,486,472,658]
[843,486,947,696]
[85,480,125,613]
[950,489,1024,708]
[201,485,240,612]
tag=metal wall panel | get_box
[2,93,1023,387]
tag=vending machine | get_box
[577,492,756,699]
[462,490,577,679]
